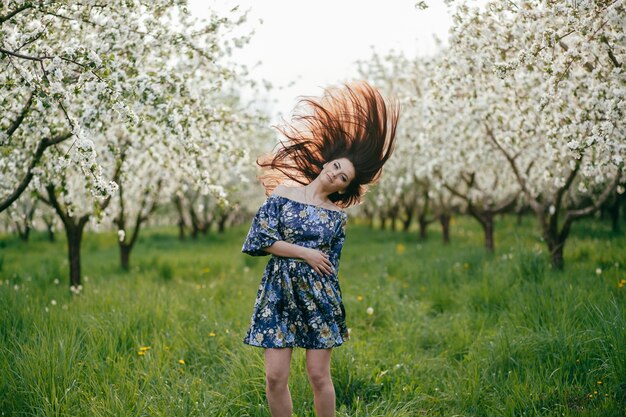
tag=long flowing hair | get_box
[258,81,400,208]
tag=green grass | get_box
[0,215,624,416]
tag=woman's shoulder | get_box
[270,185,345,213]
[271,184,296,199]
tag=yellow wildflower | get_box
[395,243,406,254]
[178,359,185,365]
[357,295,364,301]
[209,332,216,337]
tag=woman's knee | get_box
[266,370,289,390]
[306,366,332,390]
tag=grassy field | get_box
[0,215,624,416]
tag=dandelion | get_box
[51,299,57,306]
[139,346,151,352]
[366,307,374,315]
[13,284,19,291]
[595,268,602,275]
[209,332,216,337]
[178,359,185,365]
[395,244,406,254]
[618,279,626,288]
[597,380,603,385]
[357,295,364,301]
[463,263,470,269]
[138,351,145,356]
[53,279,60,285]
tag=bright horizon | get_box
[190,0,454,122]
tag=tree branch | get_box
[493,192,519,214]
[444,183,470,203]
[0,47,43,61]
[0,132,72,213]
[44,183,69,226]
[484,122,541,212]
[553,160,581,215]
[0,3,33,24]
[5,91,34,138]
[564,169,622,223]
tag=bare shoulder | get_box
[271,185,303,199]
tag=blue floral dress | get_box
[242,194,349,349]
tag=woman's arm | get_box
[264,241,335,277]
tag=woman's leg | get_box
[264,348,293,417]
[305,349,335,417]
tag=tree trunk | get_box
[469,209,494,253]
[539,209,571,270]
[65,222,86,287]
[608,194,621,233]
[547,238,565,270]
[189,205,201,239]
[390,214,397,231]
[178,219,186,240]
[439,213,450,244]
[173,195,186,240]
[119,243,131,270]
[402,204,414,232]
[418,214,428,240]
[482,213,494,253]
[200,220,213,235]
[380,214,387,230]
[45,221,55,242]
[16,223,30,241]
[402,216,412,232]
[218,212,228,233]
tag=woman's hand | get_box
[301,248,334,277]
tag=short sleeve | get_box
[241,196,283,256]
[329,213,348,270]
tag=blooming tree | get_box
[445,0,625,267]
[1,1,263,285]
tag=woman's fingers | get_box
[307,250,334,276]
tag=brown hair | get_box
[258,81,399,208]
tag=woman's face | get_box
[321,158,356,193]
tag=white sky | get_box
[189,0,454,121]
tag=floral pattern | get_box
[242,194,349,349]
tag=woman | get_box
[242,81,399,417]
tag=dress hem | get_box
[243,339,345,350]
